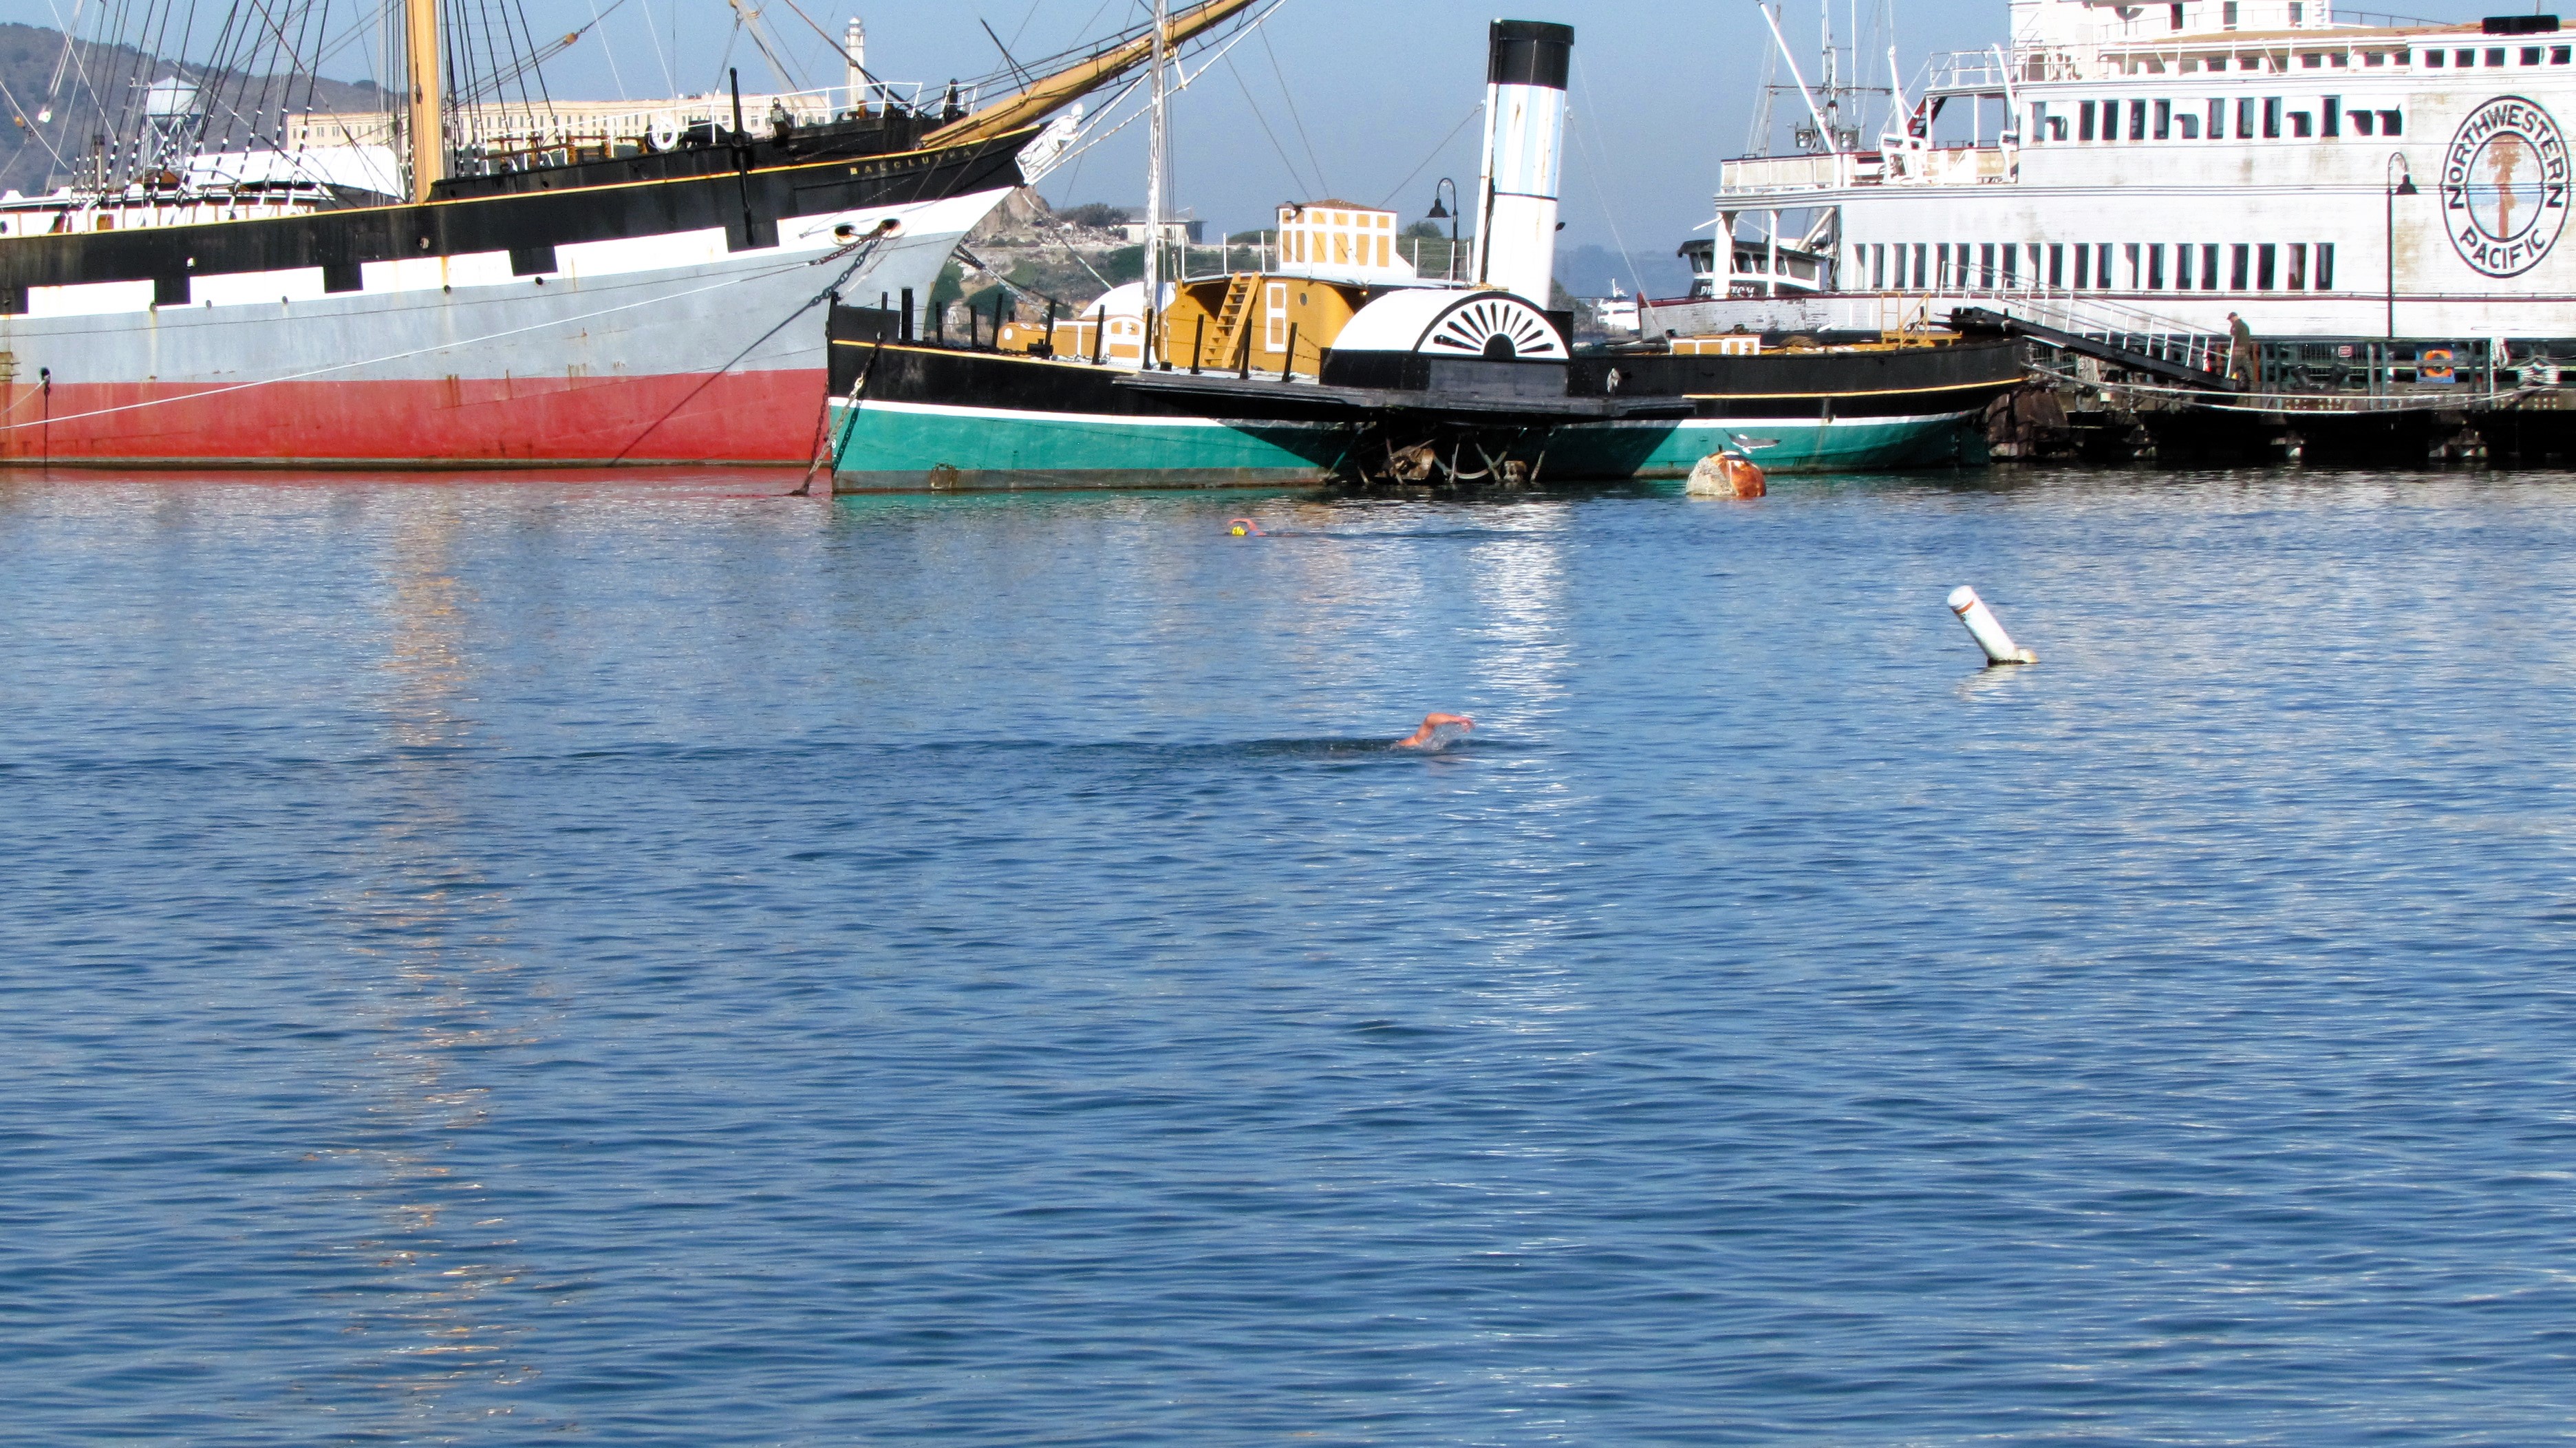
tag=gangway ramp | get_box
[1949,296,2235,391]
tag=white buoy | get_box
[1948,585,2037,665]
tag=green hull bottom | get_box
[827,401,1987,492]
[830,401,1343,493]
[1543,413,1988,477]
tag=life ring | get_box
[647,112,682,152]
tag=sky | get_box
[0,0,2524,257]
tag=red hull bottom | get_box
[0,370,830,467]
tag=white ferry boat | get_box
[1646,0,2576,344]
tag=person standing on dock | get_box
[2226,312,2255,390]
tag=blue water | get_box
[6,469,2576,1445]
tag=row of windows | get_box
[2421,45,2570,67]
[2039,96,2401,142]
[1859,241,2338,293]
[2136,36,2570,69]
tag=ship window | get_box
[2156,99,2173,138]
[2324,97,2341,136]
[2392,49,2409,63]
[2211,98,2227,137]
[2425,49,2443,65]
[2180,112,2201,138]
[2524,45,2545,63]
[2223,0,2237,27]
[1870,244,1883,288]
[2301,52,2322,67]
[2231,242,2250,289]
[2081,99,2097,140]
[2003,244,2019,287]
[2316,242,2334,289]
[2149,243,2166,288]
[2332,51,2349,65]
[2203,242,2222,289]
[1914,242,1929,288]
[2171,1,2185,27]
[2125,242,2142,288]
[2098,242,2115,288]
[2237,97,2256,137]
[1980,243,1995,288]
[2264,96,2283,138]
[2105,96,2124,136]
[2176,242,2195,288]
[2291,110,2312,137]
[2380,109,2402,135]
[2257,243,2277,289]
[2049,242,2065,286]
[2074,244,2090,288]
[2557,45,2573,62]
[2487,47,2507,65]
[2288,242,2307,290]
[2352,107,2375,135]
[2456,47,2476,65]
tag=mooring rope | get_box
[0,255,826,436]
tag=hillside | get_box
[0,23,384,195]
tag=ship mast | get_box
[404,0,444,202]
[1144,0,1169,367]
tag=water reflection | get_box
[328,496,548,1433]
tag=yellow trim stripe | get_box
[1681,379,2009,400]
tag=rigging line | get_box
[45,0,87,98]
[585,0,629,98]
[1372,101,1477,209]
[609,231,889,463]
[1007,0,1046,51]
[1222,51,1311,198]
[1045,2,1278,171]
[0,255,823,436]
[760,0,860,72]
[980,18,1038,91]
[0,74,73,170]
[1569,53,1649,302]
[506,0,556,114]
[634,0,676,95]
[1254,19,1325,198]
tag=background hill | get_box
[0,23,383,195]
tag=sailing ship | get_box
[0,0,1261,466]
[1646,0,2576,351]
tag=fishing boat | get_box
[0,0,1263,467]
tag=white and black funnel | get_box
[1472,20,1571,307]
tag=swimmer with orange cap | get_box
[1394,712,1474,749]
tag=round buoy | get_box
[1685,451,1765,498]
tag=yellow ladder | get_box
[1204,273,1258,368]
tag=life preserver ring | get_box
[647,112,682,152]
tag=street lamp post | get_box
[1427,178,1460,283]
[2386,151,2418,341]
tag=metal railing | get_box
[283,80,977,157]
[1874,279,2230,373]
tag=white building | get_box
[1651,0,2576,342]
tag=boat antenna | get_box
[1145,0,1170,368]
[1761,1,1840,154]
